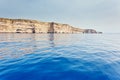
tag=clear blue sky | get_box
[0,0,120,33]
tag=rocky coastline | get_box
[0,18,102,34]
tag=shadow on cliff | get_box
[48,22,54,33]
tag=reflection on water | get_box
[48,33,55,47]
[0,33,76,59]
[0,33,120,80]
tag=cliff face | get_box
[0,18,100,34]
[83,29,103,34]
[0,18,84,33]
[83,29,97,33]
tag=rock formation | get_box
[83,29,97,33]
[83,29,102,34]
[0,18,101,34]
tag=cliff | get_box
[0,18,101,34]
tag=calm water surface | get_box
[0,33,120,80]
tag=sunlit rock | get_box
[0,18,102,34]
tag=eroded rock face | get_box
[0,18,84,33]
[0,18,101,34]
[83,29,103,34]
[83,29,97,33]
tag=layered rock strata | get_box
[0,18,101,34]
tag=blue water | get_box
[0,33,120,80]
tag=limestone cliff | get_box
[0,18,101,33]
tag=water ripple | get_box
[0,33,120,80]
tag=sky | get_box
[0,0,120,33]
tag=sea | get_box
[0,33,120,80]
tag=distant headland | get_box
[0,18,102,34]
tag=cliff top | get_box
[0,18,76,28]
[0,18,40,23]
[0,18,70,25]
